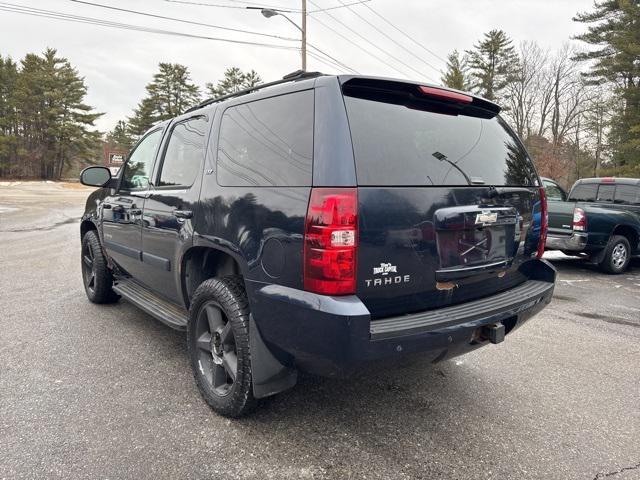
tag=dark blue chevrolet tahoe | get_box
[79,72,556,417]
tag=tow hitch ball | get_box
[481,323,506,344]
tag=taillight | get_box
[537,187,548,259]
[572,207,587,232]
[304,188,357,295]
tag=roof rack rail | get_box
[186,70,324,113]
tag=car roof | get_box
[190,72,500,114]
[140,72,503,135]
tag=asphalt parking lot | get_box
[1,182,639,480]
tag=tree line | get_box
[0,51,260,179]
[441,1,640,185]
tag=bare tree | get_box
[503,41,548,139]
[538,45,588,145]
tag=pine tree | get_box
[128,97,157,138]
[106,120,134,149]
[441,50,471,91]
[574,1,640,171]
[11,49,101,179]
[0,55,18,177]
[206,67,262,97]
[128,63,201,137]
[466,30,519,101]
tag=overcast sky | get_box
[1,0,590,132]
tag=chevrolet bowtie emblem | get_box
[475,210,498,225]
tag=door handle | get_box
[174,210,193,219]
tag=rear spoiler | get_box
[339,76,500,119]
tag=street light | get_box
[248,3,307,71]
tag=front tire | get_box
[187,276,256,418]
[81,230,118,303]
[599,235,631,274]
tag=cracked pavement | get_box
[1,182,639,479]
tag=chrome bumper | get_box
[545,232,588,251]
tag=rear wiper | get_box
[432,151,472,185]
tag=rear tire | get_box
[81,230,118,303]
[598,235,631,274]
[187,276,256,418]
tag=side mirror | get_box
[80,166,112,187]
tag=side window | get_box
[614,185,640,205]
[569,184,597,202]
[121,129,163,190]
[543,180,566,201]
[596,184,615,202]
[158,116,208,188]
[217,90,314,187]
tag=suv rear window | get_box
[343,95,537,186]
[216,90,313,187]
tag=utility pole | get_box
[301,0,307,71]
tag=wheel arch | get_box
[80,218,98,239]
[611,224,640,253]
[180,246,246,308]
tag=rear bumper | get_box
[545,232,588,251]
[247,260,556,377]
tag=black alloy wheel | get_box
[194,301,238,396]
[187,276,255,417]
[81,230,118,304]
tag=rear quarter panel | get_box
[193,99,311,290]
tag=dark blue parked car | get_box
[79,72,555,417]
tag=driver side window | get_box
[121,129,163,190]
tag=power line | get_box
[165,0,371,14]
[70,0,299,41]
[336,0,444,74]
[307,50,343,71]
[309,0,371,13]
[164,0,250,9]
[307,49,353,72]
[308,13,409,77]
[69,0,356,73]
[0,3,300,50]
[307,0,435,82]
[306,43,358,73]
[362,3,447,64]
[204,0,295,9]
[308,1,436,81]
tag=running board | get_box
[113,279,188,330]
